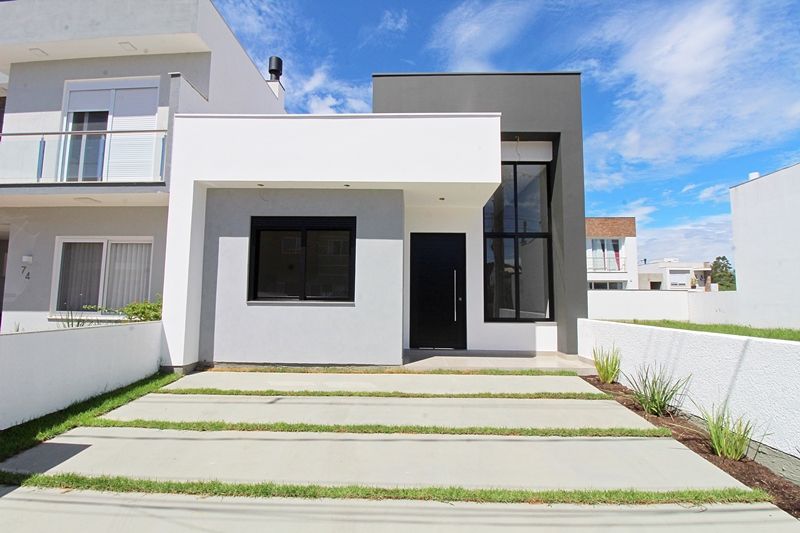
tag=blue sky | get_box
[212,0,800,263]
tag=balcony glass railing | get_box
[587,256,626,272]
[0,130,167,184]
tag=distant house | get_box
[638,259,711,291]
[585,217,638,290]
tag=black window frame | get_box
[248,216,356,302]
[483,161,555,322]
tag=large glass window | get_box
[249,217,356,301]
[484,163,552,321]
[55,239,152,312]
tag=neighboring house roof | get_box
[585,217,636,238]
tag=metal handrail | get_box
[0,129,168,137]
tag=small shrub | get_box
[120,298,162,322]
[57,311,97,328]
[624,364,689,416]
[593,345,621,384]
[699,404,754,460]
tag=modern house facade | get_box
[638,259,712,291]
[585,217,638,290]
[0,0,588,370]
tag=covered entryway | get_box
[409,233,466,349]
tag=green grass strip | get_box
[0,471,769,505]
[88,418,671,438]
[0,373,180,462]
[210,366,579,376]
[620,320,800,342]
[154,388,612,400]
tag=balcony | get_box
[587,256,626,272]
[0,129,167,185]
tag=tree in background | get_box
[711,256,736,291]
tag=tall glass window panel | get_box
[518,238,550,319]
[484,237,516,319]
[516,164,548,232]
[483,164,515,233]
[256,230,302,298]
[57,242,103,311]
[66,111,108,181]
[103,242,152,309]
[306,230,351,299]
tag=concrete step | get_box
[103,394,654,429]
[0,427,746,491]
[2,487,798,533]
[165,371,602,395]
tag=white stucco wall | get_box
[578,319,800,457]
[0,321,162,429]
[0,207,168,333]
[587,290,689,321]
[199,189,404,365]
[405,205,558,352]
[731,164,800,329]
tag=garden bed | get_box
[583,375,800,519]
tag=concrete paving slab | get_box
[0,427,746,491]
[103,394,655,429]
[166,371,603,394]
[404,352,596,375]
[2,487,797,532]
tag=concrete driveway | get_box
[1,371,798,531]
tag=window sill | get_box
[247,300,355,307]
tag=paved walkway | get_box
[1,427,745,490]
[404,352,596,374]
[103,394,655,429]
[1,370,797,530]
[2,487,798,532]
[165,371,602,394]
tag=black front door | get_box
[410,233,466,349]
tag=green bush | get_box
[120,298,162,322]
[624,364,689,416]
[699,404,754,460]
[593,345,621,384]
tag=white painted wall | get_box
[199,189,404,365]
[0,207,168,333]
[0,321,162,429]
[687,291,741,325]
[405,205,558,352]
[587,290,689,321]
[578,319,800,457]
[731,164,800,329]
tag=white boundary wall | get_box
[0,322,162,429]
[578,319,800,457]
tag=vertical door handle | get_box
[453,269,457,322]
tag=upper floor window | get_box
[483,163,552,321]
[588,238,623,272]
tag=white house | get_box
[0,0,588,371]
[585,217,638,290]
[730,162,800,328]
[638,259,712,291]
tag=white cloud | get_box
[429,0,540,71]
[697,184,729,203]
[680,183,697,194]
[610,197,657,224]
[360,9,409,48]
[213,0,372,114]
[638,214,733,263]
[584,0,800,176]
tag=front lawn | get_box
[624,320,800,342]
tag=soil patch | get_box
[583,375,800,519]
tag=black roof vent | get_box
[268,56,283,81]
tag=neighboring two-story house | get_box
[585,217,638,290]
[0,0,588,371]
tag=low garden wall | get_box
[578,318,800,458]
[0,321,162,429]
